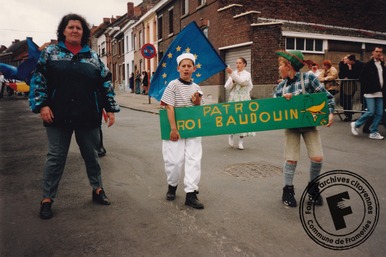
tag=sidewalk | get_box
[115,89,218,114]
[115,90,162,114]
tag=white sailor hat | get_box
[176,52,195,65]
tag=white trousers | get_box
[162,137,202,193]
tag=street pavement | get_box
[114,91,162,114]
[1,92,386,257]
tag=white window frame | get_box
[285,37,324,53]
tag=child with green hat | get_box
[273,50,335,207]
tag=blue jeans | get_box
[355,97,383,133]
[43,126,103,200]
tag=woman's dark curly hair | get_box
[57,13,90,46]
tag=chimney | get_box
[103,17,110,25]
[127,2,134,18]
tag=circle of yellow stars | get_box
[161,45,202,84]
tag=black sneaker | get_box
[40,201,53,219]
[166,185,177,201]
[98,146,107,157]
[282,185,297,207]
[92,188,111,205]
[185,191,204,209]
[307,182,323,206]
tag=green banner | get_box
[160,93,329,140]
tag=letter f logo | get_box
[326,191,353,230]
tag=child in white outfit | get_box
[160,52,205,209]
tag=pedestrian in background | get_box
[351,46,385,140]
[318,59,339,95]
[274,50,335,208]
[135,70,141,94]
[224,57,255,150]
[129,72,134,93]
[161,52,205,209]
[339,54,364,122]
[29,13,120,219]
[305,60,321,78]
[142,71,149,95]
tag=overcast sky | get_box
[0,0,141,47]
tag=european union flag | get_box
[149,21,226,101]
[17,37,41,83]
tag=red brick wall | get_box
[252,24,284,84]
[154,0,386,99]
[232,0,386,33]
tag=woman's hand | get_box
[106,112,115,127]
[40,106,54,124]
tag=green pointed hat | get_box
[276,50,305,71]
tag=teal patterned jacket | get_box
[29,41,120,128]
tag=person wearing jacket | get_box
[318,60,339,95]
[274,50,335,208]
[29,13,120,219]
[351,46,384,140]
[338,55,364,122]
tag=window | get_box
[101,42,106,56]
[131,32,135,51]
[286,38,295,50]
[125,36,129,53]
[133,34,137,50]
[139,31,143,48]
[146,25,150,43]
[296,38,304,50]
[158,15,163,40]
[286,37,323,52]
[197,0,206,6]
[153,20,157,42]
[315,40,323,51]
[305,39,313,51]
[120,39,124,55]
[112,42,116,56]
[168,8,174,35]
[182,0,189,16]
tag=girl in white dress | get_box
[224,57,255,150]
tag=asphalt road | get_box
[1,98,385,257]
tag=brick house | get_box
[92,1,160,90]
[155,0,386,102]
[0,39,29,67]
[131,0,164,90]
[0,37,52,73]
[89,0,385,101]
